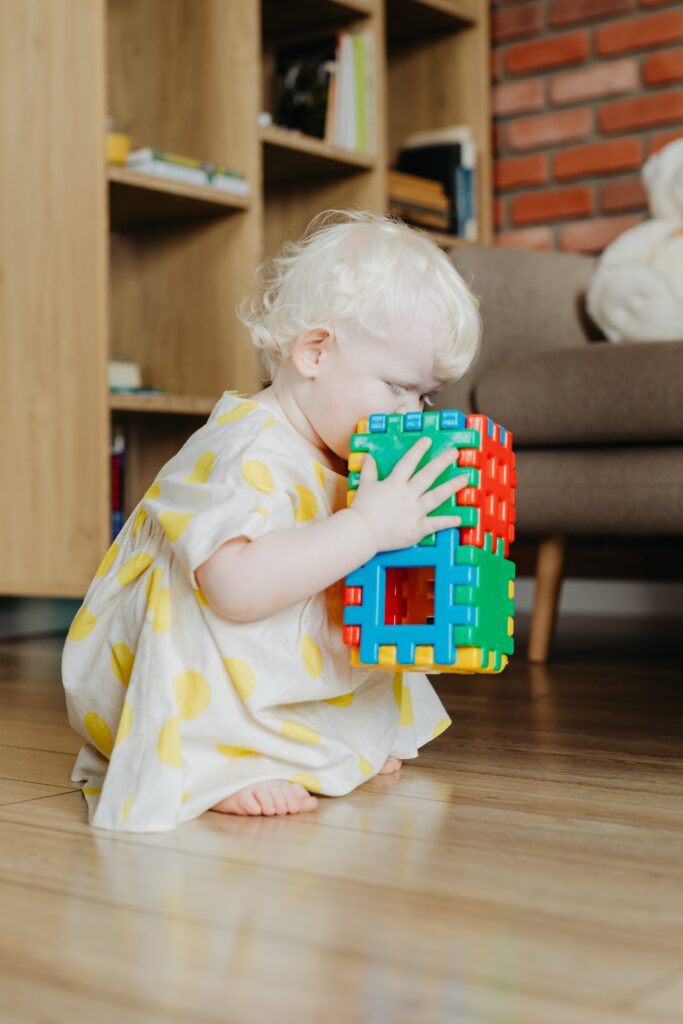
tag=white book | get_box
[212,174,250,196]
[127,160,208,187]
[108,359,141,389]
[402,125,473,149]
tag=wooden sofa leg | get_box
[528,534,567,664]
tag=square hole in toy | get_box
[384,566,435,625]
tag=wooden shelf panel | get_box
[262,0,373,40]
[109,392,217,416]
[261,126,376,185]
[108,167,250,228]
[387,0,477,41]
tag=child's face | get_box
[308,328,443,460]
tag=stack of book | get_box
[396,126,477,240]
[124,148,250,197]
[111,427,125,541]
[387,170,450,232]
[273,28,375,153]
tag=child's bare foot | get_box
[211,780,318,816]
[378,756,403,774]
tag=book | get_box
[108,359,141,390]
[111,427,125,540]
[126,148,250,196]
[397,127,477,239]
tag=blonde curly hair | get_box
[237,208,481,383]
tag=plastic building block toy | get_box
[342,409,516,675]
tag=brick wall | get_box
[491,0,683,252]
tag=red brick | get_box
[648,128,683,153]
[553,138,643,179]
[644,47,683,85]
[558,214,645,253]
[600,175,648,212]
[505,31,589,74]
[496,226,554,250]
[600,91,683,132]
[493,78,545,116]
[507,107,593,149]
[549,58,638,105]
[510,185,594,224]
[491,48,505,82]
[549,0,632,27]
[596,11,683,55]
[492,3,544,41]
[495,153,548,189]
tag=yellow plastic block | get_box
[414,645,435,666]
[350,646,508,675]
[508,580,515,599]
[378,645,398,667]
[348,452,364,473]
[508,616,514,636]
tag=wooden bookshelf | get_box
[0,0,491,597]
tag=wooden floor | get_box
[0,618,682,1023]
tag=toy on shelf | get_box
[343,409,517,675]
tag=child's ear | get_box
[291,327,334,379]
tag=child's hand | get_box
[350,437,467,553]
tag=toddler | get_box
[62,209,481,831]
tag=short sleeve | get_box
[141,414,298,588]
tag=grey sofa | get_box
[439,245,683,661]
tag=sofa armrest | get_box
[441,245,601,414]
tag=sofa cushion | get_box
[475,340,683,445]
[515,445,683,535]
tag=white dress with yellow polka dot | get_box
[62,392,451,832]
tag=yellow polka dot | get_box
[153,588,170,633]
[67,604,96,641]
[114,700,133,746]
[121,794,133,822]
[159,511,193,543]
[183,451,215,484]
[432,717,451,739]
[146,566,163,614]
[157,716,182,766]
[393,672,414,727]
[294,484,318,522]
[182,790,190,802]
[313,461,326,488]
[216,744,255,758]
[83,712,113,757]
[111,643,134,687]
[262,416,276,428]
[95,541,119,577]
[281,720,321,745]
[223,657,256,701]
[358,755,374,776]
[242,459,275,494]
[290,772,322,793]
[132,506,147,538]
[117,551,155,586]
[82,786,101,797]
[193,587,209,606]
[301,633,323,678]
[325,692,355,708]
[250,506,270,517]
[173,671,211,720]
[144,481,161,501]
[217,400,260,424]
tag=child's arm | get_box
[196,437,466,623]
[196,507,377,622]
